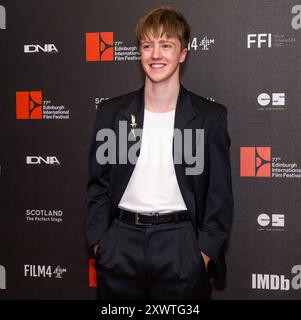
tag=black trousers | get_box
[95,218,212,300]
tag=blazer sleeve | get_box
[197,108,233,264]
[85,106,111,252]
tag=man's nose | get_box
[152,45,161,59]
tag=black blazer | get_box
[85,85,233,279]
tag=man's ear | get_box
[179,48,188,63]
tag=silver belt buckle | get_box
[135,212,152,225]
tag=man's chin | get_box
[146,74,169,84]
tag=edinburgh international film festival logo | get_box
[85,31,140,62]
[240,147,301,179]
[16,91,70,120]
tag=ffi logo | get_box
[86,32,114,61]
[247,34,272,48]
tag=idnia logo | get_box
[24,44,58,53]
[26,156,60,165]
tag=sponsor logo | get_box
[85,31,140,62]
[257,213,285,231]
[240,147,271,177]
[240,147,301,179]
[247,33,272,48]
[89,259,97,287]
[16,91,42,119]
[26,156,60,165]
[292,5,301,30]
[252,265,301,290]
[188,36,215,51]
[86,32,113,61]
[24,264,67,278]
[0,5,5,29]
[95,97,110,109]
[24,44,58,53]
[16,91,70,120]
[0,265,6,289]
[257,93,286,111]
[247,33,296,48]
[25,209,63,223]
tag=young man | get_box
[86,7,233,300]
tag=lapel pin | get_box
[130,114,137,129]
[130,114,137,138]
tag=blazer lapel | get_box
[112,87,144,211]
[173,85,197,214]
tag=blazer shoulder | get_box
[98,89,140,114]
[187,89,227,120]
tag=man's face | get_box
[139,33,188,84]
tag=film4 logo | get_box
[24,264,67,278]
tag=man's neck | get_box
[144,79,180,113]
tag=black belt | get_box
[117,208,191,226]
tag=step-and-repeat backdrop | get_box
[0,0,300,300]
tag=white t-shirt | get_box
[118,108,187,213]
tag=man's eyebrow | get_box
[140,39,175,44]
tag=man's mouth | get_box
[149,63,167,69]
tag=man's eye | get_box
[142,44,150,49]
[162,44,172,48]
